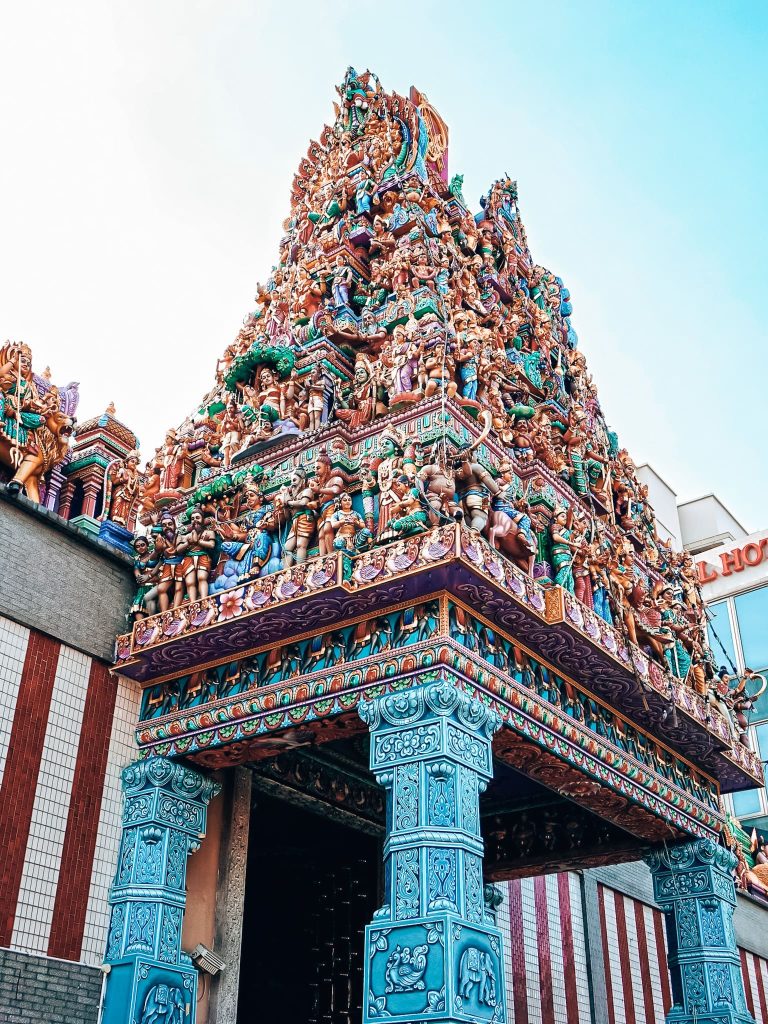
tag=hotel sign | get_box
[697,537,768,584]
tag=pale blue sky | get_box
[1,1,766,527]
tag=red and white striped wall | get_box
[596,882,671,1024]
[500,874,593,1024]
[740,947,768,1022]
[501,877,768,1024]
[0,614,139,966]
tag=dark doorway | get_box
[238,792,380,1024]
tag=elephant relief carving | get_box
[458,946,496,1006]
[140,983,188,1024]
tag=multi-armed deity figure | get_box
[0,341,78,502]
[106,66,753,743]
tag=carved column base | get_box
[365,910,505,1023]
[102,958,198,1024]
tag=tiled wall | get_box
[0,614,139,969]
[500,874,592,1024]
[81,675,140,966]
[741,947,768,1021]
[11,646,90,954]
[598,883,669,1024]
[0,618,29,788]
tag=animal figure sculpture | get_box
[384,944,429,993]
[139,983,187,1024]
[2,408,74,502]
[458,946,496,1006]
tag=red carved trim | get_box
[651,906,672,1013]
[632,898,656,1023]
[534,875,556,1024]
[753,952,768,1023]
[612,889,637,1024]
[740,948,756,1018]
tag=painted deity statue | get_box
[330,492,371,552]
[103,450,143,528]
[374,428,406,539]
[177,508,216,602]
[212,486,278,592]
[0,342,75,502]
[279,467,318,567]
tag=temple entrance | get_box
[238,791,380,1024]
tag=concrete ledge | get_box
[0,487,132,568]
[0,487,134,661]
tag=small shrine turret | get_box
[58,403,140,541]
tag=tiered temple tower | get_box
[100,70,761,1024]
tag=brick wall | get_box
[0,948,101,1024]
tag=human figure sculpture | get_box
[103,450,142,527]
[549,508,582,594]
[155,430,188,491]
[219,399,246,469]
[373,428,406,539]
[334,356,377,428]
[177,508,216,602]
[213,486,278,591]
[279,468,318,567]
[0,342,75,502]
[377,475,430,544]
[330,492,371,552]
[313,453,345,556]
[131,536,160,620]
[454,451,500,534]
[486,463,536,574]
[416,448,460,521]
[306,363,327,432]
[153,512,185,611]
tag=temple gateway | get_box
[1,69,765,1024]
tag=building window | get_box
[707,600,737,672]
[734,586,768,720]
[733,786,763,819]
[735,586,768,672]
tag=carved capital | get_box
[122,755,220,806]
[360,680,501,739]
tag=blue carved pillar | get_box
[359,681,506,1024]
[646,839,754,1024]
[101,756,220,1024]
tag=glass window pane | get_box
[756,723,768,780]
[735,586,768,672]
[732,787,763,818]
[749,675,768,723]
[707,600,737,672]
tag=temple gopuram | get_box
[2,69,766,1024]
